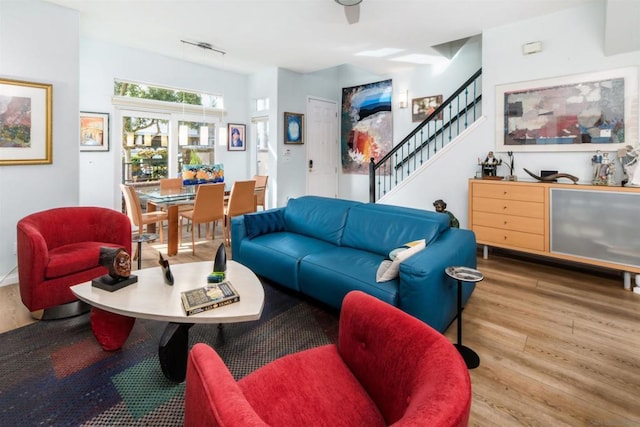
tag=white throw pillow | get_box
[376,239,426,282]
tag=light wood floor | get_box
[1,233,639,426]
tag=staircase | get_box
[369,68,483,202]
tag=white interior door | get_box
[306,97,338,198]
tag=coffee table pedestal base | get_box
[158,322,194,382]
[90,308,135,351]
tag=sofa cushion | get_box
[283,196,362,245]
[235,232,338,292]
[45,242,122,279]
[244,209,285,239]
[341,204,448,256]
[299,246,398,309]
[376,239,426,282]
[240,345,386,427]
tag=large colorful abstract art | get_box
[496,67,637,152]
[341,79,393,174]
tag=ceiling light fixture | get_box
[180,39,226,56]
[335,0,362,6]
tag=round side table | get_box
[445,266,484,369]
[132,233,159,269]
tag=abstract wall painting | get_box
[0,78,52,165]
[341,79,393,174]
[496,67,637,152]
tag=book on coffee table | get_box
[181,281,240,316]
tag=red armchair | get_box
[185,290,472,426]
[17,207,131,319]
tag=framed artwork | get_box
[412,95,443,122]
[340,79,393,175]
[227,123,246,151]
[80,111,109,152]
[0,78,52,165]
[284,112,304,144]
[496,67,638,152]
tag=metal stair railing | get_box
[369,68,482,202]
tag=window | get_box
[115,80,223,184]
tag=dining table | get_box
[138,183,258,256]
[141,187,197,256]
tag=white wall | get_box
[78,38,251,210]
[384,1,640,228]
[0,0,79,285]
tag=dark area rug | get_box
[0,281,339,426]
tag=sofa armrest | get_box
[231,215,248,256]
[185,343,267,427]
[339,291,471,426]
[231,208,286,254]
[397,228,477,332]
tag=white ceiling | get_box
[45,0,597,75]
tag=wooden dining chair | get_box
[224,180,256,245]
[120,184,169,263]
[252,175,269,211]
[159,177,183,194]
[178,183,225,255]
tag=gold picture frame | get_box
[0,78,52,165]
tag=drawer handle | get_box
[504,191,507,195]
[503,206,508,210]
[504,221,508,225]
[504,236,508,240]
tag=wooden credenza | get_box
[468,179,640,289]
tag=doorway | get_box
[306,97,338,198]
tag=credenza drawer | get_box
[473,225,545,251]
[472,197,544,219]
[472,211,544,234]
[472,183,544,202]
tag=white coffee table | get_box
[71,260,264,382]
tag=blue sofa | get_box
[231,196,477,332]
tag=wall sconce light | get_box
[398,90,408,109]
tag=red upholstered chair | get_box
[17,207,132,320]
[185,290,472,427]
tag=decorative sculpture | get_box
[618,145,640,186]
[92,246,138,291]
[433,199,460,228]
[208,243,227,283]
[592,151,615,185]
[159,252,174,285]
[478,151,502,179]
[99,247,131,279]
[523,168,579,184]
[506,151,517,181]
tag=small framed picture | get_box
[284,112,304,144]
[411,95,443,122]
[227,123,246,151]
[80,111,109,152]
